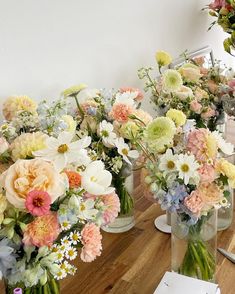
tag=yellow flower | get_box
[162,69,183,92]
[179,63,202,83]
[166,109,186,127]
[3,96,37,121]
[144,117,176,153]
[216,159,235,188]
[10,132,48,162]
[155,51,172,67]
[206,134,218,160]
[0,193,7,225]
[119,121,140,139]
[61,115,77,132]
[62,84,87,98]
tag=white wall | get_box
[0,0,234,116]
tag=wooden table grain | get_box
[1,121,235,294]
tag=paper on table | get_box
[153,272,220,294]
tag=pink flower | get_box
[120,87,144,102]
[184,190,204,217]
[23,213,60,247]
[209,0,226,10]
[198,182,223,207]
[80,223,102,262]
[190,100,202,114]
[201,107,216,119]
[207,80,218,94]
[25,190,51,216]
[198,164,216,183]
[0,137,9,155]
[200,67,209,75]
[228,79,235,90]
[109,103,134,123]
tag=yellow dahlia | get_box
[62,84,87,98]
[11,132,48,162]
[3,96,37,121]
[155,51,172,67]
[166,109,186,127]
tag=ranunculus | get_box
[0,159,68,209]
[174,86,194,101]
[207,80,218,94]
[190,100,202,114]
[0,137,9,155]
[179,64,202,83]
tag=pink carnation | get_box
[80,223,102,262]
[25,190,51,216]
[209,0,226,10]
[201,107,216,119]
[190,100,202,114]
[184,190,204,217]
[109,103,134,123]
[198,164,216,183]
[120,87,144,102]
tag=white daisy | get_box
[159,149,178,174]
[212,131,234,155]
[33,131,91,171]
[77,199,98,220]
[98,120,117,147]
[65,247,77,260]
[176,154,199,185]
[55,251,64,263]
[54,269,67,280]
[60,220,72,231]
[69,231,81,245]
[81,160,114,195]
[115,137,139,165]
[61,237,72,248]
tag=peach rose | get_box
[198,182,223,208]
[201,107,216,119]
[190,100,202,114]
[0,159,68,209]
[184,190,204,217]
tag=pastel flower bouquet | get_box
[60,85,152,231]
[207,0,235,55]
[138,50,235,131]
[0,95,120,293]
[130,108,235,281]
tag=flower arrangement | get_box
[138,50,235,130]
[129,108,235,280]
[207,0,235,55]
[61,84,151,218]
[0,95,120,293]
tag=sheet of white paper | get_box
[153,272,220,294]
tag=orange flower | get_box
[23,213,60,247]
[64,170,81,188]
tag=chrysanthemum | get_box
[3,95,37,121]
[155,51,172,67]
[187,129,218,162]
[144,117,176,153]
[62,84,87,97]
[166,109,186,127]
[10,132,48,162]
[162,69,183,92]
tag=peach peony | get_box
[80,223,102,262]
[0,159,68,209]
[184,190,204,217]
[23,213,60,247]
[198,182,223,208]
[109,103,134,123]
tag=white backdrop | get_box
[0,0,234,116]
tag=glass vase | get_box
[102,173,135,233]
[218,186,234,231]
[171,209,217,282]
[4,277,60,294]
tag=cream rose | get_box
[174,85,194,101]
[179,64,202,83]
[0,159,68,209]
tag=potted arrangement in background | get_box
[138,50,235,231]
[61,85,152,233]
[128,105,235,281]
[0,95,120,293]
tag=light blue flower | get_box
[0,238,17,279]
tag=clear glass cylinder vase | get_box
[218,187,234,231]
[171,209,217,282]
[102,173,135,233]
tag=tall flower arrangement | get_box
[61,85,152,217]
[0,95,120,293]
[129,109,235,281]
[138,50,235,130]
[207,0,235,55]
